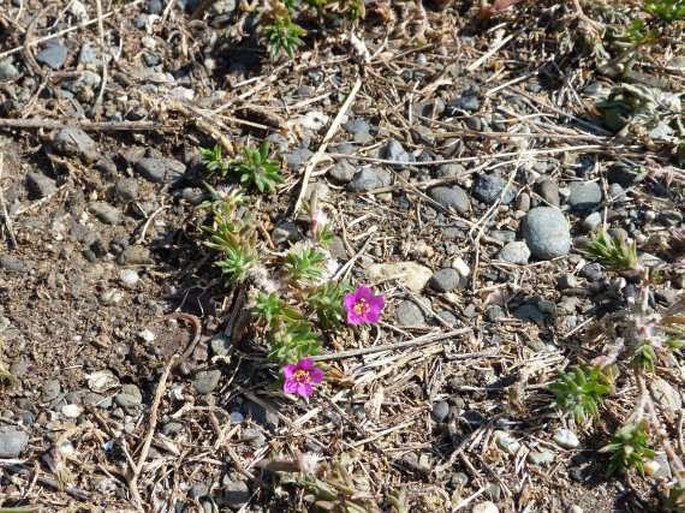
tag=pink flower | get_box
[282,358,325,397]
[343,286,385,325]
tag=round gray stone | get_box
[497,241,530,264]
[395,300,426,327]
[26,172,57,199]
[429,268,463,292]
[0,60,19,81]
[522,207,571,259]
[135,157,186,183]
[89,202,121,225]
[0,427,29,458]
[193,369,222,395]
[473,174,516,204]
[537,179,560,206]
[429,186,470,214]
[36,40,68,70]
[568,182,602,213]
[53,127,98,162]
[431,400,450,422]
[328,160,356,183]
[347,167,392,192]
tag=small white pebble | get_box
[643,459,660,476]
[61,404,83,418]
[100,289,123,305]
[451,256,470,278]
[553,428,580,449]
[138,329,156,343]
[568,506,584,513]
[472,501,499,513]
[119,269,140,288]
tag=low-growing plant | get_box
[269,320,322,363]
[231,142,283,193]
[601,422,655,475]
[264,14,307,59]
[215,244,257,284]
[285,246,328,285]
[200,144,228,176]
[586,231,639,270]
[644,0,685,23]
[306,281,351,328]
[548,365,613,424]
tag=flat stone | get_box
[383,139,410,163]
[582,212,602,232]
[114,178,139,202]
[431,400,450,422]
[344,118,373,143]
[36,40,68,70]
[328,160,356,183]
[395,300,426,327]
[0,255,26,272]
[494,430,521,455]
[223,479,250,508]
[135,157,186,183]
[0,60,19,81]
[193,370,222,395]
[429,268,463,292]
[650,378,681,415]
[26,172,56,199]
[89,202,121,225]
[553,428,579,449]
[568,182,602,213]
[472,502,498,513]
[473,174,516,204]
[429,185,471,214]
[118,245,152,265]
[347,167,392,192]
[0,427,29,458]
[497,241,530,264]
[366,262,432,292]
[537,179,560,206]
[522,207,571,259]
[52,127,98,162]
[115,384,142,409]
[527,449,555,465]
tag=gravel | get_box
[35,40,68,70]
[0,60,19,81]
[428,185,471,214]
[114,178,139,202]
[328,160,357,183]
[26,172,57,198]
[553,428,580,449]
[497,241,531,264]
[537,179,560,206]
[522,207,571,259]
[383,139,410,163]
[135,157,186,183]
[52,127,99,162]
[395,300,427,327]
[0,427,29,458]
[115,384,143,409]
[429,268,463,292]
[568,182,602,213]
[431,400,450,422]
[472,174,516,204]
[347,167,392,192]
[582,211,602,232]
[193,369,222,395]
[89,202,121,225]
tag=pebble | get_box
[486,305,505,322]
[582,211,602,232]
[26,172,57,198]
[53,127,98,162]
[223,479,250,508]
[272,221,301,245]
[557,274,578,289]
[114,178,139,202]
[344,118,373,143]
[553,428,579,449]
[522,207,571,259]
[431,400,450,422]
[193,370,222,395]
[210,334,231,357]
[494,430,521,455]
[0,60,19,81]
[118,246,153,265]
[115,384,142,409]
[451,256,470,278]
[473,174,516,205]
[1,255,25,272]
[516,192,530,212]
[527,449,555,465]
[428,185,471,214]
[429,268,463,292]
[394,300,426,327]
[581,263,603,281]
[241,427,266,448]
[119,269,140,288]
[135,157,186,183]
[78,43,97,65]
[383,139,410,163]
[62,404,83,418]
[450,93,480,113]
[89,202,121,225]
[650,378,681,415]
[366,261,433,292]
[346,167,392,192]
[42,379,62,402]
[537,179,560,206]
[434,163,465,178]
[328,160,356,183]
[497,241,530,264]
[568,182,602,213]
[568,506,584,513]
[0,427,29,458]
[437,310,458,326]
[36,40,68,70]
[284,147,312,168]
[472,502,498,513]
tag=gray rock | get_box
[89,202,121,225]
[527,450,555,465]
[230,411,244,424]
[522,207,571,259]
[568,182,602,213]
[347,167,392,192]
[494,430,521,455]
[241,427,266,448]
[328,160,356,183]
[429,186,470,214]
[553,428,579,449]
[146,0,164,14]
[395,300,426,327]
[193,370,222,395]
[53,127,98,162]
[119,269,140,288]
[42,379,62,402]
[582,212,602,232]
[0,427,29,458]
[189,483,208,499]
[344,118,373,143]
[383,139,410,163]
[223,479,250,508]
[581,263,603,281]
[516,192,530,212]
[473,174,516,204]
[118,246,152,265]
[431,401,450,422]
[135,157,186,183]
[490,230,516,244]
[437,310,458,326]
[115,384,142,409]
[557,274,578,289]
[210,334,231,357]
[36,40,68,70]
[114,178,139,202]
[497,241,530,264]
[78,43,97,65]
[450,93,480,112]
[650,378,681,415]
[608,183,626,202]
[272,221,301,245]
[284,147,312,168]
[434,163,465,178]
[486,305,505,322]
[472,502,499,513]
[62,70,101,96]
[0,60,19,81]
[515,303,545,323]
[429,268,463,292]
[537,179,560,206]
[0,255,25,272]
[26,172,57,198]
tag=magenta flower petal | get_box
[298,358,314,370]
[309,367,325,383]
[282,359,325,398]
[283,380,299,394]
[282,364,297,379]
[343,285,385,325]
[297,382,314,397]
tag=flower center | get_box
[294,369,311,384]
[353,298,370,316]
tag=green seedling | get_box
[586,231,639,270]
[216,244,256,284]
[285,247,328,285]
[264,15,307,59]
[200,144,229,176]
[306,281,351,328]
[269,320,322,363]
[230,142,283,193]
[254,292,301,330]
[632,343,657,372]
[601,422,655,475]
[644,0,685,22]
[548,365,612,424]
